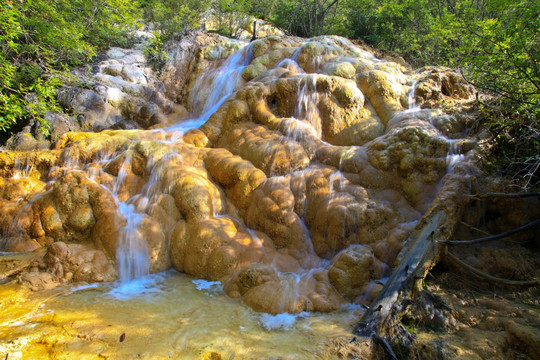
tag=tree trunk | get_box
[355,168,473,339]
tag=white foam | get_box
[192,279,223,295]
[70,283,102,292]
[105,273,165,301]
[258,312,309,331]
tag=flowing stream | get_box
[0,43,365,359]
[0,33,475,359]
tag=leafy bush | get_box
[140,0,210,41]
[272,0,343,37]
[0,0,140,138]
[340,0,540,186]
[143,33,169,72]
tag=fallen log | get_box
[355,169,473,339]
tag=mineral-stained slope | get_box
[0,31,476,314]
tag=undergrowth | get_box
[481,98,540,190]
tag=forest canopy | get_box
[1,0,538,185]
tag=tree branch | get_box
[446,250,540,286]
[470,192,540,199]
[444,218,540,245]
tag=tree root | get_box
[445,250,540,286]
[371,333,398,360]
[470,192,540,199]
[355,174,538,356]
[459,221,492,236]
[444,218,540,245]
[355,171,472,338]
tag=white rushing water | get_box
[0,36,484,360]
[408,78,421,111]
[167,44,253,133]
[111,44,255,287]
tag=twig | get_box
[444,218,540,245]
[470,192,540,199]
[459,221,492,236]
[446,251,540,286]
[371,333,398,360]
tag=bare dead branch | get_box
[446,250,540,286]
[371,333,398,360]
[470,192,540,199]
[444,218,540,245]
[459,221,492,236]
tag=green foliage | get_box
[453,1,539,188]
[272,0,343,37]
[247,0,277,20]
[481,98,540,189]
[140,0,210,40]
[459,1,539,105]
[342,0,460,66]
[211,0,254,38]
[74,0,141,49]
[337,0,540,187]
[0,0,140,137]
[143,33,169,72]
[340,0,539,104]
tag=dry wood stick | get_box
[446,251,540,286]
[445,218,540,245]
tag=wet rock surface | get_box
[1,31,479,318]
[1,29,539,360]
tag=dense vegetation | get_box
[1,0,538,186]
[0,0,139,138]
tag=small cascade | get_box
[113,150,187,285]
[77,150,181,286]
[132,152,183,211]
[116,202,147,282]
[408,78,421,111]
[446,139,465,173]
[294,76,322,138]
[198,46,252,114]
[285,42,306,73]
[277,58,304,74]
[328,169,345,193]
[11,158,32,179]
[279,117,319,144]
[171,44,253,132]
[246,227,267,257]
[112,156,150,283]
[294,213,320,266]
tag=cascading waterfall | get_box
[110,45,254,285]
[294,75,322,137]
[169,44,253,133]
[116,203,147,282]
[446,138,465,172]
[113,156,149,283]
[0,32,479,338]
[0,31,489,359]
[408,78,421,111]
[405,76,465,179]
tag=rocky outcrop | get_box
[0,32,477,315]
